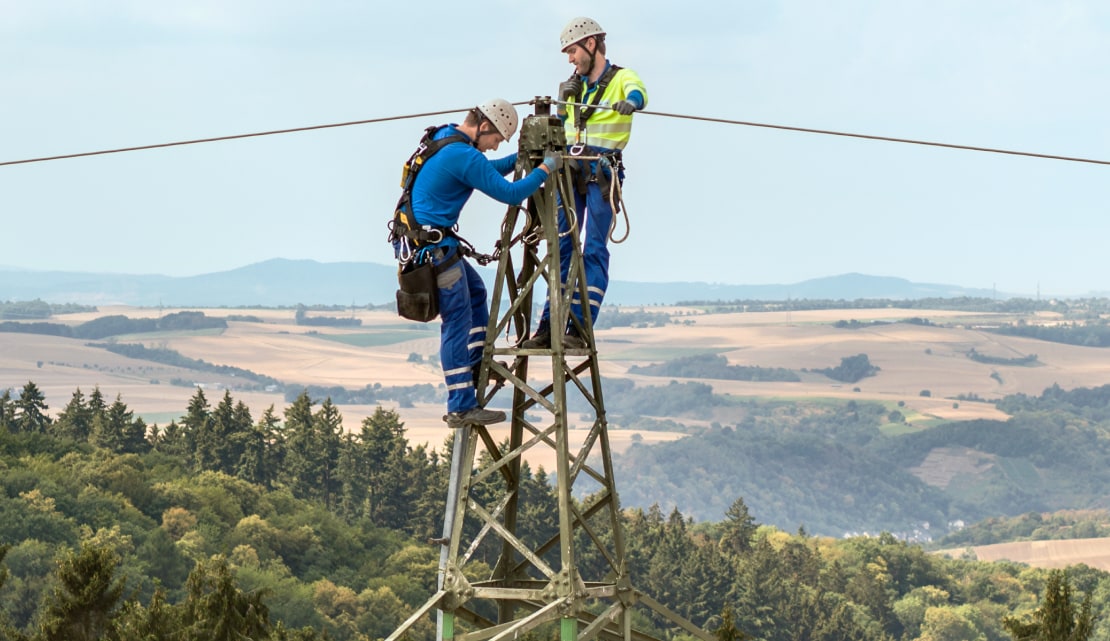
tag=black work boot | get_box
[521,321,551,349]
[444,407,507,428]
[472,361,508,387]
[563,326,587,350]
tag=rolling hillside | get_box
[10,305,1108,451]
[6,303,1110,543]
[0,260,1013,306]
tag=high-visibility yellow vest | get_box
[564,64,647,151]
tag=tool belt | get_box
[567,151,624,210]
[395,248,461,323]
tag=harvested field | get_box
[937,538,1110,571]
[7,305,1110,470]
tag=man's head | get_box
[463,98,519,152]
[560,17,605,77]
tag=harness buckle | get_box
[424,227,444,243]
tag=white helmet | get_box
[476,98,519,140]
[560,17,605,52]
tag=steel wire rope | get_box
[0,102,532,167]
[634,108,1110,167]
[2,99,1108,168]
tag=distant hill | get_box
[0,258,1010,307]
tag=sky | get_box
[2,1,1108,297]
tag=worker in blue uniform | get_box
[399,99,560,427]
[523,17,648,349]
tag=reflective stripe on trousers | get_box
[540,180,613,328]
[436,249,488,413]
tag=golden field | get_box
[7,303,1110,567]
[7,305,1110,461]
[938,538,1110,571]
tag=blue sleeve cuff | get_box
[626,91,645,110]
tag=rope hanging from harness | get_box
[562,148,631,244]
[600,154,630,244]
[564,66,633,242]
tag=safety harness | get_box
[566,65,631,241]
[565,65,624,200]
[388,125,494,268]
[570,64,622,138]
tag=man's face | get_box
[477,126,505,152]
[564,38,595,75]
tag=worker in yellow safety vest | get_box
[523,17,648,349]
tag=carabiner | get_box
[397,238,414,265]
[423,227,444,244]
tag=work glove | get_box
[612,100,637,115]
[559,78,582,101]
[542,151,562,173]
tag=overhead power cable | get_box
[0,103,528,168]
[637,108,1110,167]
[1,99,1107,168]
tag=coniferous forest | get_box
[0,382,1107,640]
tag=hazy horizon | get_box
[2,2,1108,296]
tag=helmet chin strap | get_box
[583,38,599,77]
[474,119,496,148]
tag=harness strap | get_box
[567,151,624,202]
[388,125,504,267]
[573,65,623,132]
[390,126,472,257]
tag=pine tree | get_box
[14,381,50,433]
[236,406,280,488]
[337,432,368,520]
[408,442,448,540]
[716,606,750,641]
[314,398,344,511]
[361,406,410,528]
[38,543,126,641]
[180,556,270,641]
[208,390,248,474]
[153,420,190,458]
[91,394,134,453]
[0,544,26,641]
[183,387,215,471]
[721,497,758,556]
[1004,569,1094,641]
[53,388,92,442]
[0,388,14,433]
[114,588,178,641]
[122,417,150,454]
[229,399,254,473]
[88,386,107,421]
[281,390,319,501]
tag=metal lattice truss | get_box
[386,101,712,641]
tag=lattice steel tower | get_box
[386,100,712,641]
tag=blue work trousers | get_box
[540,179,614,329]
[435,248,488,413]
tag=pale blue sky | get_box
[2,1,1108,297]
